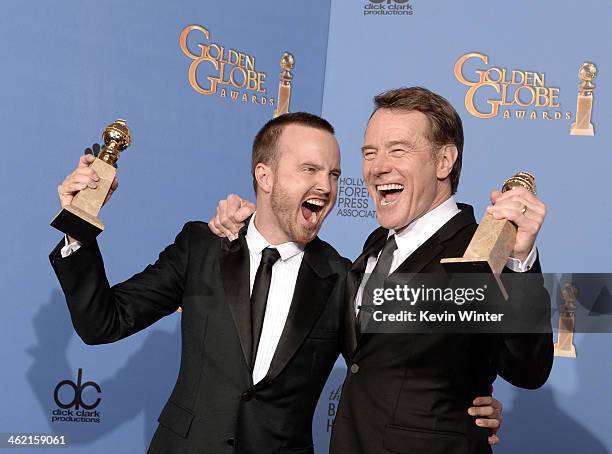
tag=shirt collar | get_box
[246,213,304,261]
[389,196,461,255]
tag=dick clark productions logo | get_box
[364,0,414,16]
[51,369,102,423]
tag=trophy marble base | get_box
[554,343,577,358]
[50,157,116,243]
[439,259,509,301]
[50,204,104,244]
[554,312,577,358]
[441,214,516,300]
[570,94,595,136]
[570,123,594,136]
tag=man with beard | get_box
[210,87,552,453]
[50,112,349,454]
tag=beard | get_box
[270,178,320,244]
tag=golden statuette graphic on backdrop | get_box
[273,52,294,118]
[440,172,536,299]
[50,120,132,243]
[570,62,597,136]
[554,283,578,358]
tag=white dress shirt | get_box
[245,214,305,383]
[60,213,305,384]
[354,197,537,312]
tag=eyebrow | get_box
[302,162,323,170]
[302,162,341,175]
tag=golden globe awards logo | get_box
[454,52,571,121]
[180,25,274,107]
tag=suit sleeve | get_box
[49,222,192,345]
[494,255,554,389]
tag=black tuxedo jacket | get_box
[330,204,554,454]
[50,221,350,454]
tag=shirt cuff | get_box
[60,235,82,258]
[506,246,537,272]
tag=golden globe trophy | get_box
[441,172,536,300]
[50,119,132,243]
[570,62,597,136]
[273,52,294,118]
[554,283,578,358]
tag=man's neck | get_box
[395,191,453,235]
[253,204,291,246]
[427,191,453,216]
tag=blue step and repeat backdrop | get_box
[1,0,611,452]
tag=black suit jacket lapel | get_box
[391,204,477,276]
[219,225,252,375]
[355,204,477,351]
[253,238,338,390]
[391,235,444,275]
[344,228,388,358]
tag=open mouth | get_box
[377,183,404,206]
[301,198,326,224]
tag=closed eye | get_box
[362,150,376,160]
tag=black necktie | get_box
[250,247,281,370]
[358,235,398,332]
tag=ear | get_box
[254,163,274,194]
[436,144,458,180]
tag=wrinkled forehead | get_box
[364,109,431,146]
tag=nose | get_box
[314,171,333,196]
[368,152,392,177]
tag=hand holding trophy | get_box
[51,119,132,243]
[441,172,538,299]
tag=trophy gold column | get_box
[554,283,578,358]
[570,62,597,136]
[441,172,536,299]
[273,52,294,118]
[50,119,132,243]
